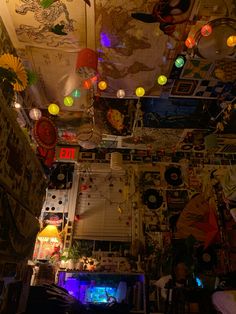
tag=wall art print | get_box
[170,79,198,97]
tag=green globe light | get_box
[72,89,81,98]
[175,56,185,68]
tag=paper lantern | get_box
[157,75,167,85]
[71,89,81,98]
[76,48,98,79]
[48,103,59,115]
[29,108,42,120]
[98,80,107,90]
[175,56,185,68]
[77,123,102,149]
[117,89,125,98]
[135,86,145,97]
[82,79,92,90]
[185,36,195,48]
[110,152,123,171]
[37,225,60,242]
[201,24,212,37]
[64,96,74,107]
[227,35,236,47]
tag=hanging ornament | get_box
[64,96,74,107]
[227,35,236,47]
[135,86,145,97]
[76,48,98,79]
[201,24,212,37]
[29,108,42,120]
[77,123,102,149]
[174,56,185,68]
[98,80,107,90]
[185,36,195,48]
[71,89,81,98]
[82,79,92,90]
[117,89,125,98]
[48,103,60,115]
[157,75,167,85]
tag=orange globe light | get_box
[82,79,92,90]
[135,86,145,97]
[201,24,212,37]
[227,35,236,47]
[98,80,107,90]
[48,103,60,115]
[185,36,195,48]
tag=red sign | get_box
[56,147,78,161]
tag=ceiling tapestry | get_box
[95,0,195,98]
[6,0,87,50]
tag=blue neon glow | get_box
[100,32,111,47]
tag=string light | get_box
[29,108,42,120]
[175,56,185,68]
[48,103,60,115]
[185,36,195,48]
[135,86,145,97]
[64,96,74,107]
[227,35,236,47]
[201,24,212,37]
[98,80,107,90]
[71,89,81,98]
[157,75,167,85]
[117,89,125,98]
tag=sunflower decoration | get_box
[0,53,28,91]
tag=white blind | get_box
[73,168,132,242]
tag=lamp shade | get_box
[37,225,60,242]
[76,48,98,79]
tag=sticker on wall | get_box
[170,79,198,97]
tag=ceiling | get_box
[0,0,236,153]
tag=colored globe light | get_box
[185,36,195,48]
[82,79,92,90]
[116,89,125,98]
[135,86,145,97]
[201,24,212,37]
[175,56,185,68]
[157,75,168,85]
[29,108,42,120]
[48,103,60,115]
[227,35,236,47]
[71,89,81,98]
[98,80,107,90]
[64,96,74,107]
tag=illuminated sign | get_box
[55,146,79,161]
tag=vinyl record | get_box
[142,189,163,210]
[181,144,193,151]
[164,167,182,186]
[196,245,217,272]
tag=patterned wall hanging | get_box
[33,116,58,149]
[170,79,198,97]
[181,59,213,80]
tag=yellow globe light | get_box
[135,86,145,97]
[157,75,167,85]
[48,103,60,115]
[98,80,107,90]
[116,89,125,98]
[64,96,74,107]
[227,35,236,47]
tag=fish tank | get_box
[57,271,146,312]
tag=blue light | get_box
[100,32,111,47]
[196,277,203,288]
